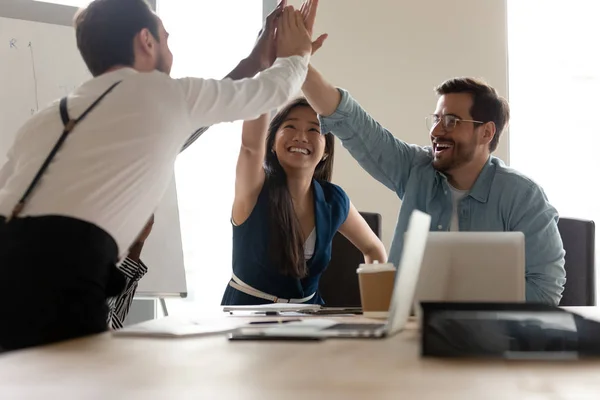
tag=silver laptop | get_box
[236,210,431,339]
[415,232,526,303]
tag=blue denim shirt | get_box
[319,89,566,305]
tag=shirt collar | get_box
[104,67,139,79]
[436,156,496,203]
[467,156,496,203]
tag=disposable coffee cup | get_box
[356,262,397,319]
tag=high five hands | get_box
[249,0,328,70]
[299,0,328,55]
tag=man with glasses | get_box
[301,67,566,305]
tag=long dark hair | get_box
[264,98,335,278]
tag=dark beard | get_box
[432,138,477,173]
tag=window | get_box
[508,0,599,293]
[158,0,263,314]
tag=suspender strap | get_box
[7,80,122,222]
[59,96,70,127]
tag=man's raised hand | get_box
[276,6,312,59]
[249,0,287,70]
[299,0,327,54]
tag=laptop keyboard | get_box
[324,323,385,331]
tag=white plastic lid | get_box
[356,262,396,274]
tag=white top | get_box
[0,55,309,258]
[304,228,316,260]
[448,184,468,231]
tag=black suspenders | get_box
[6,80,122,222]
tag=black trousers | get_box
[0,215,126,351]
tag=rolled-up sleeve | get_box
[511,184,566,305]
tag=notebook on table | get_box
[112,316,247,338]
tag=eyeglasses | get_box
[425,114,484,133]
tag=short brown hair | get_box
[74,0,159,77]
[435,77,510,152]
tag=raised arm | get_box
[180,0,329,152]
[295,0,335,116]
[175,6,312,130]
[302,66,429,197]
[178,48,266,152]
[301,64,341,116]
[226,0,284,81]
[338,202,387,264]
[231,115,269,225]
[180,2,287,152]
[297,1,427,196]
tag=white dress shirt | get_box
[0,55,309,258]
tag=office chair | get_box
[320,212,382,307]
[557,217,596,306]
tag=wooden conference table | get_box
[1,307,600,399]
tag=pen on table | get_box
[248,319,301,325]
[228,311,280,316]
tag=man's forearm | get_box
[302,64,341,117]
[526,271,564,305]
[179,57,264,152]
[225,57,263,81]
[515,185,566,306]
[181,55,309,129]
[127,242,145,262]
[315,82,422,195]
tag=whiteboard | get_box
[0,16,187,297]
[137,176,186,297]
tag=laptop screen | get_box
[385,210,431,335]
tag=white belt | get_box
[229,273,315,304]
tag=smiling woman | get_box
[263,99,335,278]
[222,97,387,306]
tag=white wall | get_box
[288,0,509,249]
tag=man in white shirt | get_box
[0,0,314,351]
[105,0,301,331]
